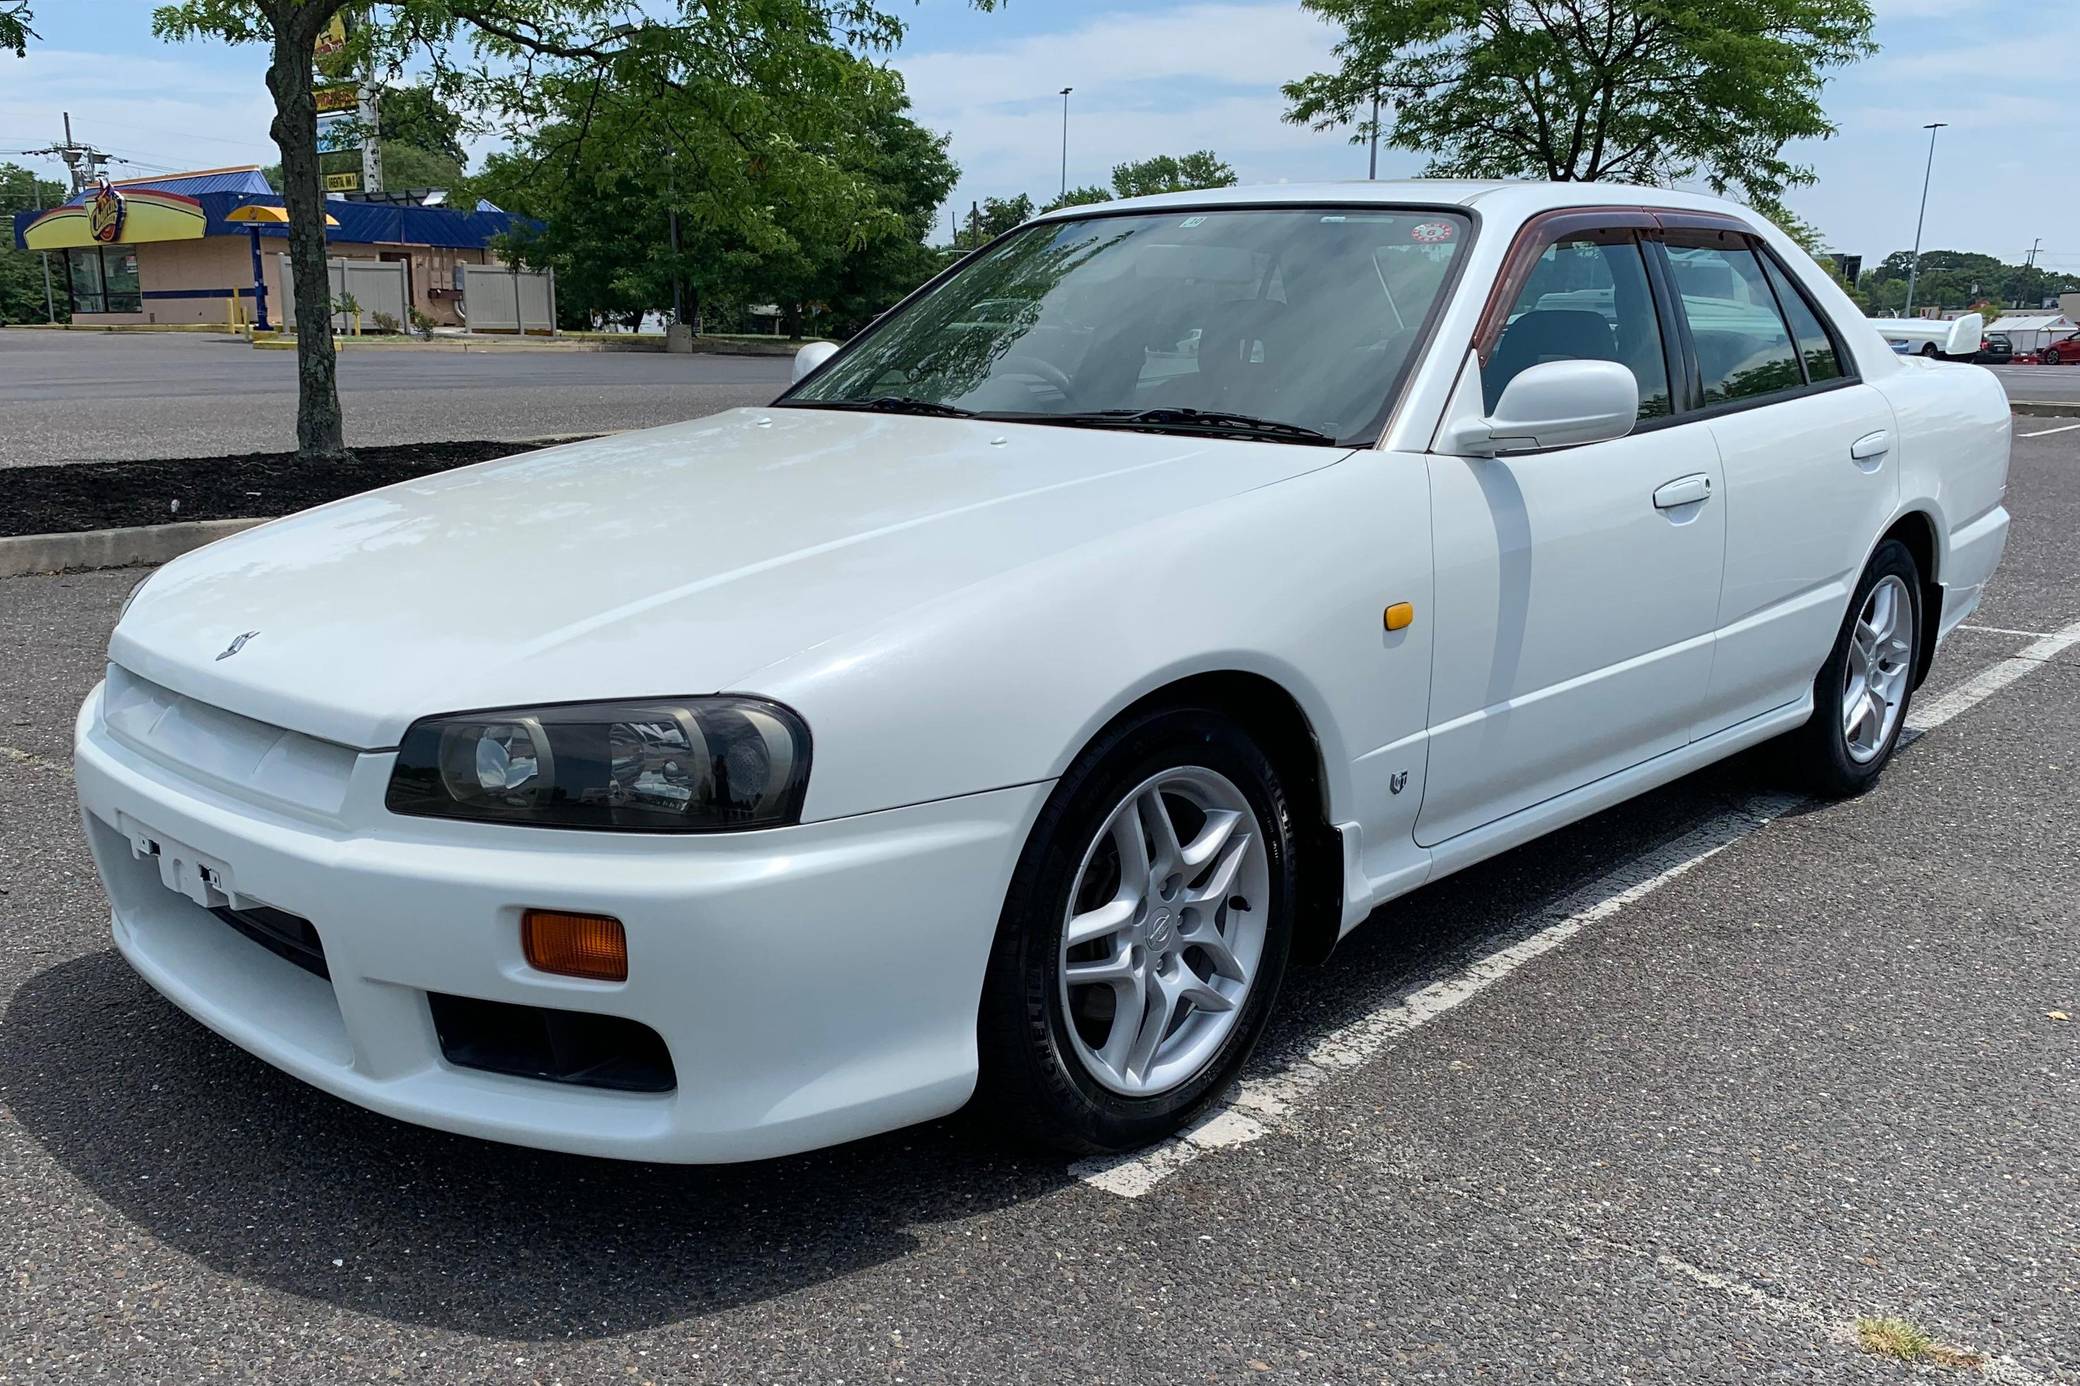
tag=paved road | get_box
[1986,362,2080,404]
[0,330,792,466]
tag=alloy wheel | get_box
[1843,574,1914,764]
[1057,767,1271,1097]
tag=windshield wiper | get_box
[1006,407,1341,446]
[809,396,978,419]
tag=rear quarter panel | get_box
[1871,360,2012,632]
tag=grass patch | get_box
[1854,1316,1984,1370]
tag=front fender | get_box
[749,455,1436,828]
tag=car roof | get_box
[1025,178,1771,228]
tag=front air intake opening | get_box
[427,993,676,1093]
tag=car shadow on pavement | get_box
[0,949,1072,1340]
[1,749,1788,1342]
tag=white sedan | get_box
[78,182,2012,1162]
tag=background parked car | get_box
[2036,331,2080,364]
[1975,332,2013,364]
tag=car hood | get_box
[112,408,1348,748]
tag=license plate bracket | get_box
[121,817,234,911]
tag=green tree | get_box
[0,2,33,55]
[0,163,67,324]
[1282,0,1875,210]
[481,56,953,338]
[1107,150,1237,199]
[952,194,1035,250]
[1043,184,1111,213]
[152,0,996,463]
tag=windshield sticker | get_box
[1410,221,1458,243]
[1179,216,1208,228]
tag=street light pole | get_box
[1902,121,1947,319]
[1059,87,1073,199]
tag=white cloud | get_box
[1,46,278,178]
[895,3,1367,222]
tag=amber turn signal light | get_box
[521,910,628,982]
[1384,602,1415,632]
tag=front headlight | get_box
[384,697,811,832]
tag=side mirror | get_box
[1443,359,1639,457]
[792,340,839,382]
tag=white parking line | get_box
[2017,422,2080,439]
[1074,618,2080,1199]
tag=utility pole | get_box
[1368,87,1381,179]
[1902,121,1946,319]
[30,169,54,322]
[1058,87,1073,199]
[22,112,114,195]
[357,83,383,195]
[2019,237,2043,309]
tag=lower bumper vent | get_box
[427,993,676,1093]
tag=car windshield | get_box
[783,206,1472,446]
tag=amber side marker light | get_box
[1384,602,1416,632]
[522,910,629,982]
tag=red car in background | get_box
[2036,330,2080,364]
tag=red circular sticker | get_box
[1409,220,1457,243]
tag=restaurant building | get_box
[11,165,533,328]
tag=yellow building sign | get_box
[315,83,360,115]
[314,14,349,58]
[323,171,362,193]
[21,186,207,250]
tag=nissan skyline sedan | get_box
[78,181,2012,1162]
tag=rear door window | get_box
[1663,234,1804,405]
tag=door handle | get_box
[1652,473,1712,509]
[1851,430,1891,461]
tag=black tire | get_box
[974,705,1297,1154]
[1787,539,1922,798]
[1920,343,1939,358]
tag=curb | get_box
[2012,400,2080,419]
[0,518,266,579]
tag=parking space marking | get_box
[2017,422,2080,439]
[1075,623,2080,1200]
[1906,617,2080,735]
[1960,623,2053,639]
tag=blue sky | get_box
[5,0,2071,273]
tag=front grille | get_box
[427,993,676,1093]
[210,903,329,979]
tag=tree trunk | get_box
[266,13,351,463]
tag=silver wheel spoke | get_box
[1065,947,1138,988]
[1173,969,1236,1016]
[1178,808,1243,873]
[1137,788,1186,874]
[1183,833,1252,907]
[1066,895,1136,950]
[1182,913,1247,981]
[1112,804,1152,881]
[1120,972,1176,1081]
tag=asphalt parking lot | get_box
[0,331,793,466]
[1988,363,2080,405]
[0,428,2075,1383]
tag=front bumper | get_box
[74,680,1047,1162]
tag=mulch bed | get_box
[4,440,554,539]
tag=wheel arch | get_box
[1073,669,1346,967]
[1878,509,1943,687]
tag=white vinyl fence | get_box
[460,263,557,334]
[276,254,409,332]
